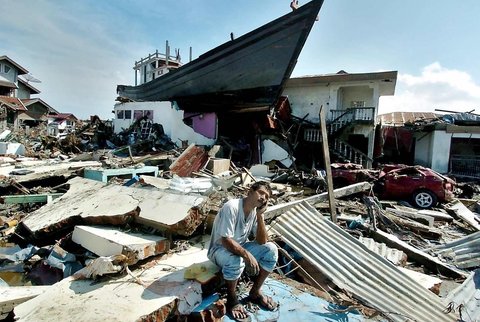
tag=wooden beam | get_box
[319,106,337,223]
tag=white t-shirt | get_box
[208,198,257,257]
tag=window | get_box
[4,65,10,73]
[124,110,132,119]
[134,110,153,120]
[134,110,143,120]
[351,101,365,108]
[117,110,124,119]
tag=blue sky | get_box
[2,0,479,119]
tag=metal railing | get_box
[331,138,372,168]
[328,107,375,134]
[450,156,480,178]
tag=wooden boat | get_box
[117,0,324,112]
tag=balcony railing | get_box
[329,107,375,123]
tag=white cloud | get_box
[379,63,480,115]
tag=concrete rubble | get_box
[0,132,478,322]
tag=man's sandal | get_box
[246,294,278,311]
[227,301,251,322]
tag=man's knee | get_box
[222,254,245,280]
[259,242,277,260]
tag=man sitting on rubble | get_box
[208,181,279,322]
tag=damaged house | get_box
[115,66,398,170]
[378,111,480,178]
[282,70,397,168]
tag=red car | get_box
[330,163,377,188]
[375,165,456,209]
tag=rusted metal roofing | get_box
[430,231,480,269]
[52,113,78,121]
[378,111,440,126]
[0,96,27,111]
[270,201,457,322]
[443,269,480,322]
[169,144,209,177]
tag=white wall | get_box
[282,86,329,124]
[283,80,381,124]
[413,131,433,167]
[430,131,452,173]
[414,130,480,173]
[113,101,215,147]
[341,86,374,107]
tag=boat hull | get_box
[117,0,324,112]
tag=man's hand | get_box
[243,250,260,276]
[256,201,268,217]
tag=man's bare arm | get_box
[221,237,259,275]
[255,205,268,245]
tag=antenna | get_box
[22,73,42,83]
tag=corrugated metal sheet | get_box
[430,231,480,269]
[271,201,457,322]
[358,237,407,266]
[444,269,480,322]
[378,112,440,126]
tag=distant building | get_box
[378,111,480,177]
[47,113,78,137]
[133,47,182,86]
[0,56,64,131]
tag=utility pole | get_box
[319,105,337,223]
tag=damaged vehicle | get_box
[374,165,456,208]
[330,163,378,188]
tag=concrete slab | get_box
[0,160,102,183]
[446,200,480,231]
[72,225,169,264]
[21,177,207,239]
[0,286,50,320]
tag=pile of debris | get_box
[0,142,479,322]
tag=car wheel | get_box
[412,189,437,209]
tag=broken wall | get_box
[113,101,215,147]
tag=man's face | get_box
[251,186,270,208]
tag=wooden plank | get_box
[370,229,468,279]
[386,207,435,227]
[265,182,371,221]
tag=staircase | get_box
[328,108,374,167]
[330,138,372,167]
[303,107,375,168]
